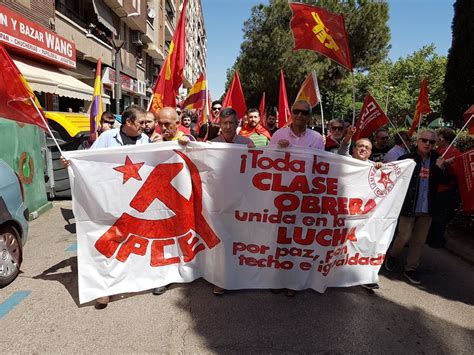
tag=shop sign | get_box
[0,5,76,68]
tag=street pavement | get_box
[1,201,473,354]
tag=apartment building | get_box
[0,0,206,113]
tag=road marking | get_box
[0,290,31,319]
[66,243,77,252]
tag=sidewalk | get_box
[445,226,474,265]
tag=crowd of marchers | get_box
[62,99,461,308]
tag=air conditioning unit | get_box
[131,31,143,45]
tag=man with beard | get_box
[266,111,278,136]
[144,111,162,142]
[239,108,271,146]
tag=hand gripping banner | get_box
[66,142,415,303]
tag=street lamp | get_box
[112,37,125,115]
[384,85,394,113]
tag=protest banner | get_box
[66,143,415,304]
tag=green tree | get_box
[225,0,390,109]
[443,0,474,125]
[356,45,447,125]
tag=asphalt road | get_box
[1,201,473,353]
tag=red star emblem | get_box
[113,156,144,184]
[377,171,393,189]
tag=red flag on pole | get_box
[408,79,431,137]
[295,70,321,107]
[222,71,247,119]
[278,69,291,128]
[149,0,187,112]
[259,92,267,128]
[353,94,389,140]
[463,105,474,136]
[454,149,474,214]
[289,3,353,71]
[0,44,48,131]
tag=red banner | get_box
[0,4,76,68]
[289,3,352,71]
[0,44,48,130]
[259,92,267,128]
[354,94,389,140]
[454,149,474,214]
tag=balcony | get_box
[142,20,154,44]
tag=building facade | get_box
[0,0,207,114]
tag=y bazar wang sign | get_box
[0,5,76,68]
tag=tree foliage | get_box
[443,0,474,125]
[356,45,447,125]
[224,0,391,109]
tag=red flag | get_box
[295,70,321,107]
[0,44,48,131]
[259,92,267,128]
[463,105,474,136]
[289,3,353,71]
[150,0,187,112]
[454,149,474,214]
[408,79,431,137]
[354,94,389,140]
[278,69,290,128]
[222,71,247,119]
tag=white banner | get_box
[66,142,415,304]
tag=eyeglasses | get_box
[292,109,310,116]
[419,138,436,145]
[330,126,344,131]
[103,120,115,126]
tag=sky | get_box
[202,0,455,99]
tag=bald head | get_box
[158,107,180,140]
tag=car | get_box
[0,159,29,287]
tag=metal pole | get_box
[115,48,122,115]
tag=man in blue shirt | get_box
[384,129,448,285]
[92,105,149,148]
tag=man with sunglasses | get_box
[269,100,323,297]
[98,111,116,135]
[385,129,448,285]
[370,128,391,162]
[325,118,346,152]
[270,100,324,150]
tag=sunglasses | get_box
[330,126,344,131]
[292,109,310,116]
[103,120,115,125]
[212,107,221,111]
[419,138,436,145]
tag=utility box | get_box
[0,118,52,220]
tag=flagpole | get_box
[351,71,356,125]
[386,116,411,152]
[319,101,325,134]
[30,98,64,156]
[441,114,474,159]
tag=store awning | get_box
[92,0,117,35]
[13,58,110,104]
